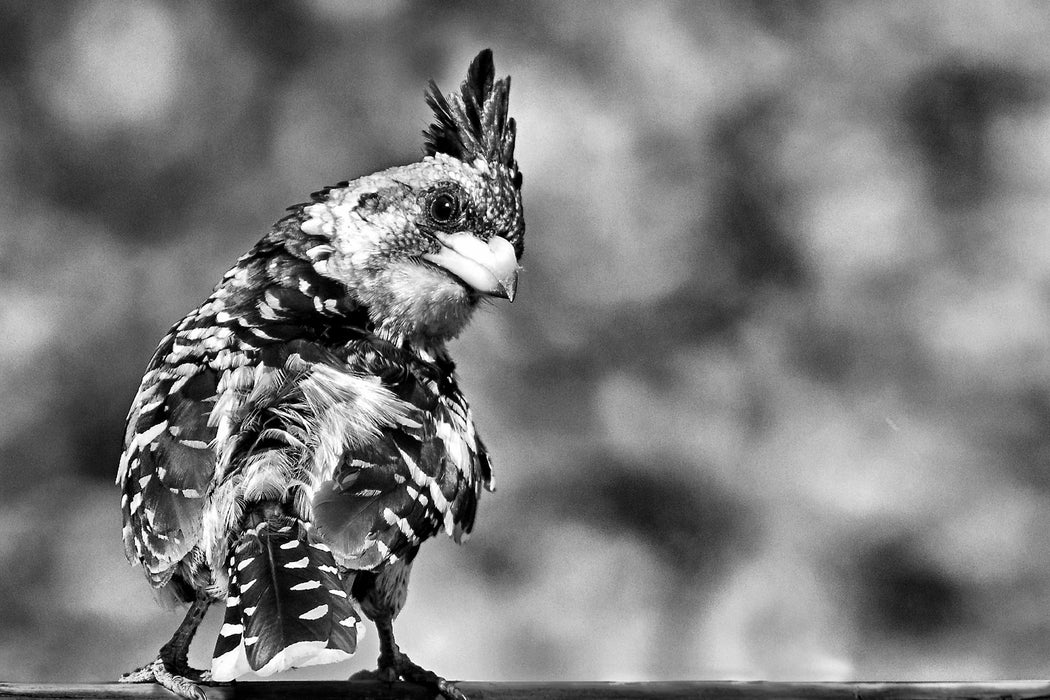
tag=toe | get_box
[152,658,209,700]
[348,669,381,681]
[118,655,210,699]
[396,656,466,700]
[158,672,208,700]
[435,679,468,700]
[118,665,156,684]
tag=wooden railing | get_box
[3,681,1050,700]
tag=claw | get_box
[353,651,466,700]
[119,656,210,700]
[399,654,467,700]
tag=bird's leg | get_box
[120,594,213,700]
[373,616,401,683]
[351,616,467,700]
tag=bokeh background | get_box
[3,0,1050,684]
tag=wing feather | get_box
[311,345,492,570]
[119,332,226,587]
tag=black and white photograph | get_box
[2,3,1050,699]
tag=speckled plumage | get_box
[117,50,521,700]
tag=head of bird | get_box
[296,50,523,345]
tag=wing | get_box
[117,236,339,590]
[310,343,493,571]
[118,321,229,588]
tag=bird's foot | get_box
[119,656,212,700]
[350,652,466,700]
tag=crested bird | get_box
[116,49,522,700]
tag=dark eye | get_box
[428,190,461,225]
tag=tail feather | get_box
[211,516,362,681]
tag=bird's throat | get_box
[355,260,480,345]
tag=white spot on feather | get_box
[299,604,329,620]
[251,327,279,341]
[134,420,168,449]
[257,301,280,321]
[382,507,418,541]
[137,398,164,415]
[285,556,309,569]
[264,289,283,308]
[116,452,131,484]
[395,414,423,429]
[306,244,335,259]
[290,580,322,591]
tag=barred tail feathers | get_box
[211,517,362,681]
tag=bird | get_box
[116,48,522,700]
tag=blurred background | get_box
[3,0,1050,685]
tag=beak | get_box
[422,232,520,301]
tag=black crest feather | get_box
[424,49,518,184]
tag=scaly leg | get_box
[120,594,212,700]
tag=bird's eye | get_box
[427,190,461,225]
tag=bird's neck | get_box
[213,231,456,359]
